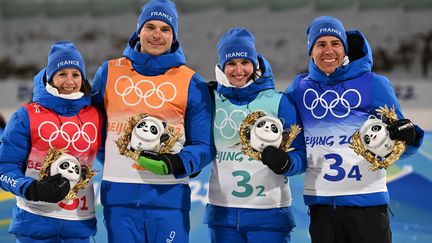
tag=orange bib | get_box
[102,58,195,184]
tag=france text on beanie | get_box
[307,16,348,54]
[136,0,179,41]
[217,27,258,71]
[46,41,86,82]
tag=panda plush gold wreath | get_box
[238,111,301,161]
[39,148,96,200]
[115,113,181,161]
[350,105,407,171]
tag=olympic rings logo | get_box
[303,88,361,119]
[38,121,98,152]
[114,76,177,108]
[214,109,247,139]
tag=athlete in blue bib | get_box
[285,16,424,243]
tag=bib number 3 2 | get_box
[231,170,266,198]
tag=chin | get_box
[320,67,337,74]
[61,90,76,95]
[148,50,165,56]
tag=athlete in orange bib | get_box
[91,0,215,242]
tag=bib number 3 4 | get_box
[323,153,362,182]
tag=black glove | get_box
[25,174,70,203]
[139,151,185,175]
[387,119,416,145]
[208,81,218,92]
[189,170,201,178]
[261,146,292,175]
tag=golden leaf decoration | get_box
[349,105,407,171]
[115,113,181,162]
[39,147,97,200]
[238,111,301,161]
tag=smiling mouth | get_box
[233,75,246,80]
[323,58,337,63]
[148,41,164,46]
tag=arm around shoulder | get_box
[278,94,306,176]
[176,73,215,178]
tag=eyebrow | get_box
[316,39,342,45]
[144,22,171,29]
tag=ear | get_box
[160,133,169,143]
[246,129,251,141]
[279,118,285,126]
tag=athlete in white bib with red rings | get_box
[0,41,102,243]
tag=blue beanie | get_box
[307,16,348,54]
[217,28,258,71]
[46,41,86,82]
[136,0,178,41]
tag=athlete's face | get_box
[139,20,173,56]
[52,67,83,95]
[310,35,346,75]
[224,58,254,88]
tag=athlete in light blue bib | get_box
[204,27,306,243]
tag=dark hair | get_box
[80,80,92,96]
[0,113,6,129]
[249,58,264,82]
[250,69,262,82]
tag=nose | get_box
[65,73,75,82]
[152,29,161,38]
[323,44,333,53]
[234,63,243,73]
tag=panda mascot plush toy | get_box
[249,116,284,152]
[50,153,82,188]
[130,116,169,152]
[359,115,395,158]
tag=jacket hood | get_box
[217,55,275,103]
[32,68,90,116]
[122,32,186,76]
[308,30,373,85]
